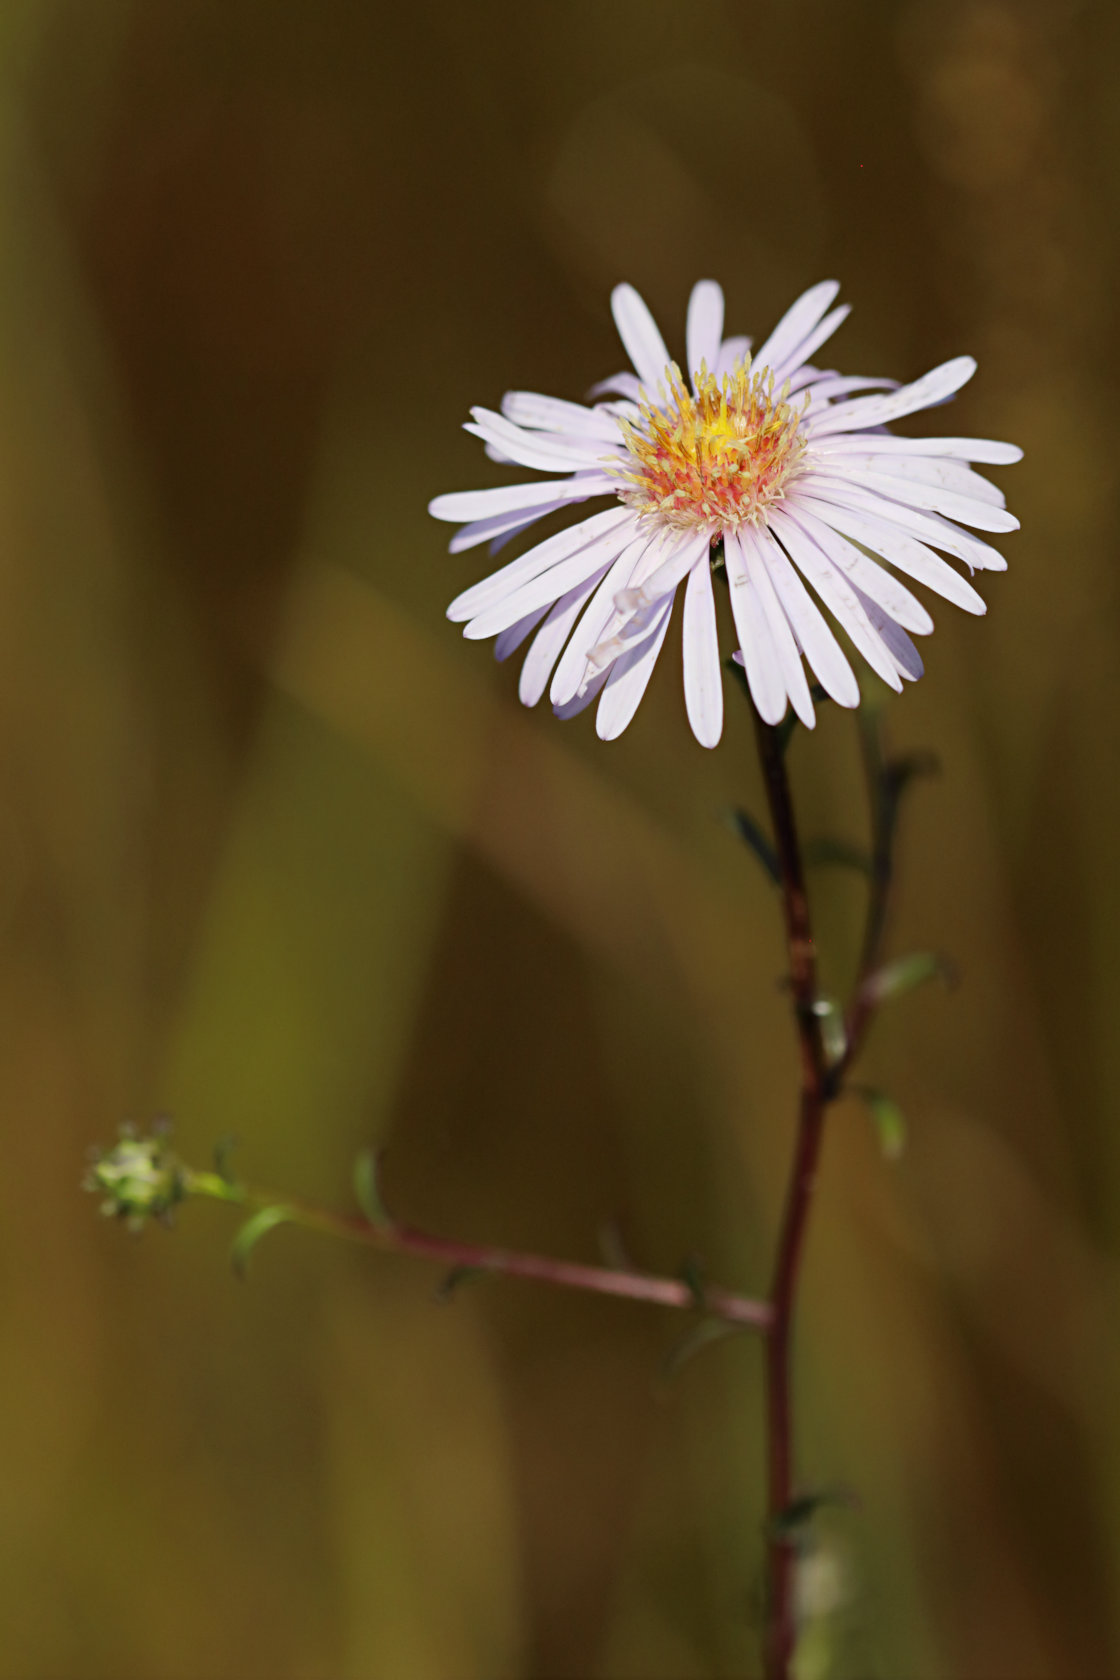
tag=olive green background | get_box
[2,1,1116,1675]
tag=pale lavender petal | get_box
[465,517,641,639]
[501,391,624,442]
[714,335,752,379]
[554,665,609,720]
[782,500,935,635]
[595,598,674,741]
[494,605,550,662]
[549,533,656,707]
[681,556,722,748]
[447,506,633,622]
[802,464,1019,534]
[430,472,616,525]
[851,583,925,681]
[769,509,904,692]
[808,450,1007,508]
[687,280,724,384]
[587,372,645,403]
[790,372,898,401]
[449,507,561,554]
[753,281,841,376]
[757,533,860,707]
[611,284,672,391]
[805,356,976,438]
[794,481,1008,572]
[518,566,611,706]
[794,495,986,615]
[724,530,788,725]
[740,527,815,726]
[613,528,711,615]
[467,408,614,472]
[809,433,1022,465]
[771,303,850,384]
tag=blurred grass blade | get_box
[662,1315,748,1379]
[231,1205,295,1277]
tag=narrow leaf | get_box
[864,950,954,1006]
[726,808,779,885]
[231,1205,294,1277]
[662,1316,749,1380]
[353,1148,390,1227]
[854,1086,907,1160]
[803,836,873,874]
[435,1263,490,1302]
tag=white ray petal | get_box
[554,665,609,720]
[501,391,624,442]
[587,372,645,403]
[430,472,616,525]
[611,284,673,391]
[796,481,1009,571]
[811,451,1006,507]
[549,532,656,706]
[805,356,976,437]
[809,432,1022,465]
[851,583,925,681]
[467,410,614,472]
[724,530,788,724]
[446,506,633,622]
[714,335,752,379]
[783,501,934,635]
[465,518,639,640]
[753,281,841,375]
[595,598,674,741]
[757,535,860,707]
[517,567,611,706]
[494,605,550,662]
[613,528,711,616]
[769,510,904,692]
[772,303,850,383]
[448,506,559,554]
[741,526,815,726]
[795,496,986,614]
[687,281,725,388]
[792,372,898,401]
[804,464,1019,533]
[681,556,723,748]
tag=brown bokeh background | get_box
[2,1,1117,1675]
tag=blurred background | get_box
[1,0,1116,1674]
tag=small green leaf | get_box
[353,1148,390,1227]
[435,1263,490,1302]
[803,836,873,875]
[231,1205,294,1277]
[212,1134,240,1184]
[725,808,779,885]
[770,1483,860,1540]
[853,1086,907,1160]
[661,1316,748,1379]
[864,950,954,1006]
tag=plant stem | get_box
[752,712,830,1680]
[185,1169,773,1330]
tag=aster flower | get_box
[430,281,1020,747]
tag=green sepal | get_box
[231,1205,294,1277]
[352,1148,390,1227]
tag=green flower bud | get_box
[84,1125,188,1231]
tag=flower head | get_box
[430,281,1020,746]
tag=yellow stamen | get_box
[610,358,808,532]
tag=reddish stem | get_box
[753,712,829,1680]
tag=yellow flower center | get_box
[611,360,808,533]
